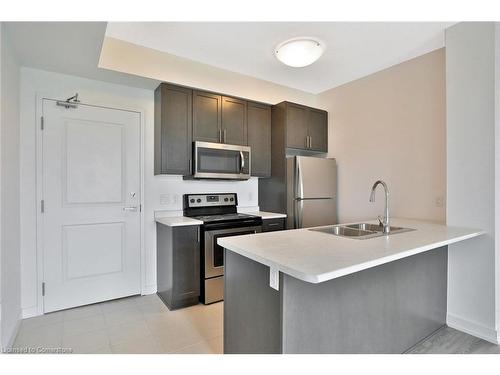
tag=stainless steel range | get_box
[183,193,262,304]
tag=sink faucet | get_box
[369,180,390,234]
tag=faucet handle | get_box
[377,215,384,227]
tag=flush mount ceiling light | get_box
[274,37,325,68]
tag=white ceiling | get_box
[105,22,454,94]
[5,22,159,89]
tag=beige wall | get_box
[99,37,318,107]
[317,49,446,223]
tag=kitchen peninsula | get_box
[218,219,484,354]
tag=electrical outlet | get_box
[160,194,170,205]
[435,196,444,208]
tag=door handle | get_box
[239,151,245,172]
[294,199,304,229]
[123,206,138,212]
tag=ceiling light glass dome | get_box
[274,38,325,68]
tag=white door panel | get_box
[42,100,141,313]
[64,120,124,204]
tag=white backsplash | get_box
[149,175,259,213]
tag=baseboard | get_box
[447,313,499,344]
[22,306,40,319]
[4,311,22,349]
[141,284,157,295]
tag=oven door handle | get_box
[239,151,245,173]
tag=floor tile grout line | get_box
[165,334,223,354]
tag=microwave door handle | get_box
[239,151,245,173]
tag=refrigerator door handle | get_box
[295,198,304,229]
[296,157,304,199]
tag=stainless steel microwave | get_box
[193,141,251,180]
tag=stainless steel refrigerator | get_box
[286,156,337,229]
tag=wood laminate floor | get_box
[407,326,500,354]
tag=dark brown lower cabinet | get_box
[157,223,200,310]
[262,218,285,232]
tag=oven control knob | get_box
[230,198,234,202]
[190,199,195,203]
[196,198,202,203]
[224,198,229,202]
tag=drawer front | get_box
[262,218,285,232]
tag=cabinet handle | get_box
[223,129,227,143]
[218,129,222,143]
[305,136,308,149]
[197,227,200,242]
[309,136,312,149]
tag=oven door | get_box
[204,225,261,278]
[193,141,250,180]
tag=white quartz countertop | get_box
[155,210,286,227]
[217,218,484,284]
[156,216,202,227]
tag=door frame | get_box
[34,91,146,316]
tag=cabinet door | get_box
[247,101,271,177]
[193,90,222,143]
[172,226,200,305]
[262,218,285,232]
[221,96,247,145]
[154,84,193,175]
[286,103,309,150]
[308,108,328,152]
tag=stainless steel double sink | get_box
[309,222,414,239]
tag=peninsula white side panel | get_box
[446,22,497,343]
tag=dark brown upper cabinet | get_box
[286,103,310,149]
[192,91,248,146]
[192,90,222,143]
[284,102,328,152]
[247,101,271,177]
[154,83,193,175]
[221,96,247,146]
[308,108,328,152]
[155,83,274,177]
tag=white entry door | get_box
[42,99,141,313]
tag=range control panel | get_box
[184,193,237,208]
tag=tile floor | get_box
[11,294,500,354]
[12,295,223,354]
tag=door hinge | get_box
[41,199,45,213]
[42,282,46,296]
[40,116,44,130]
